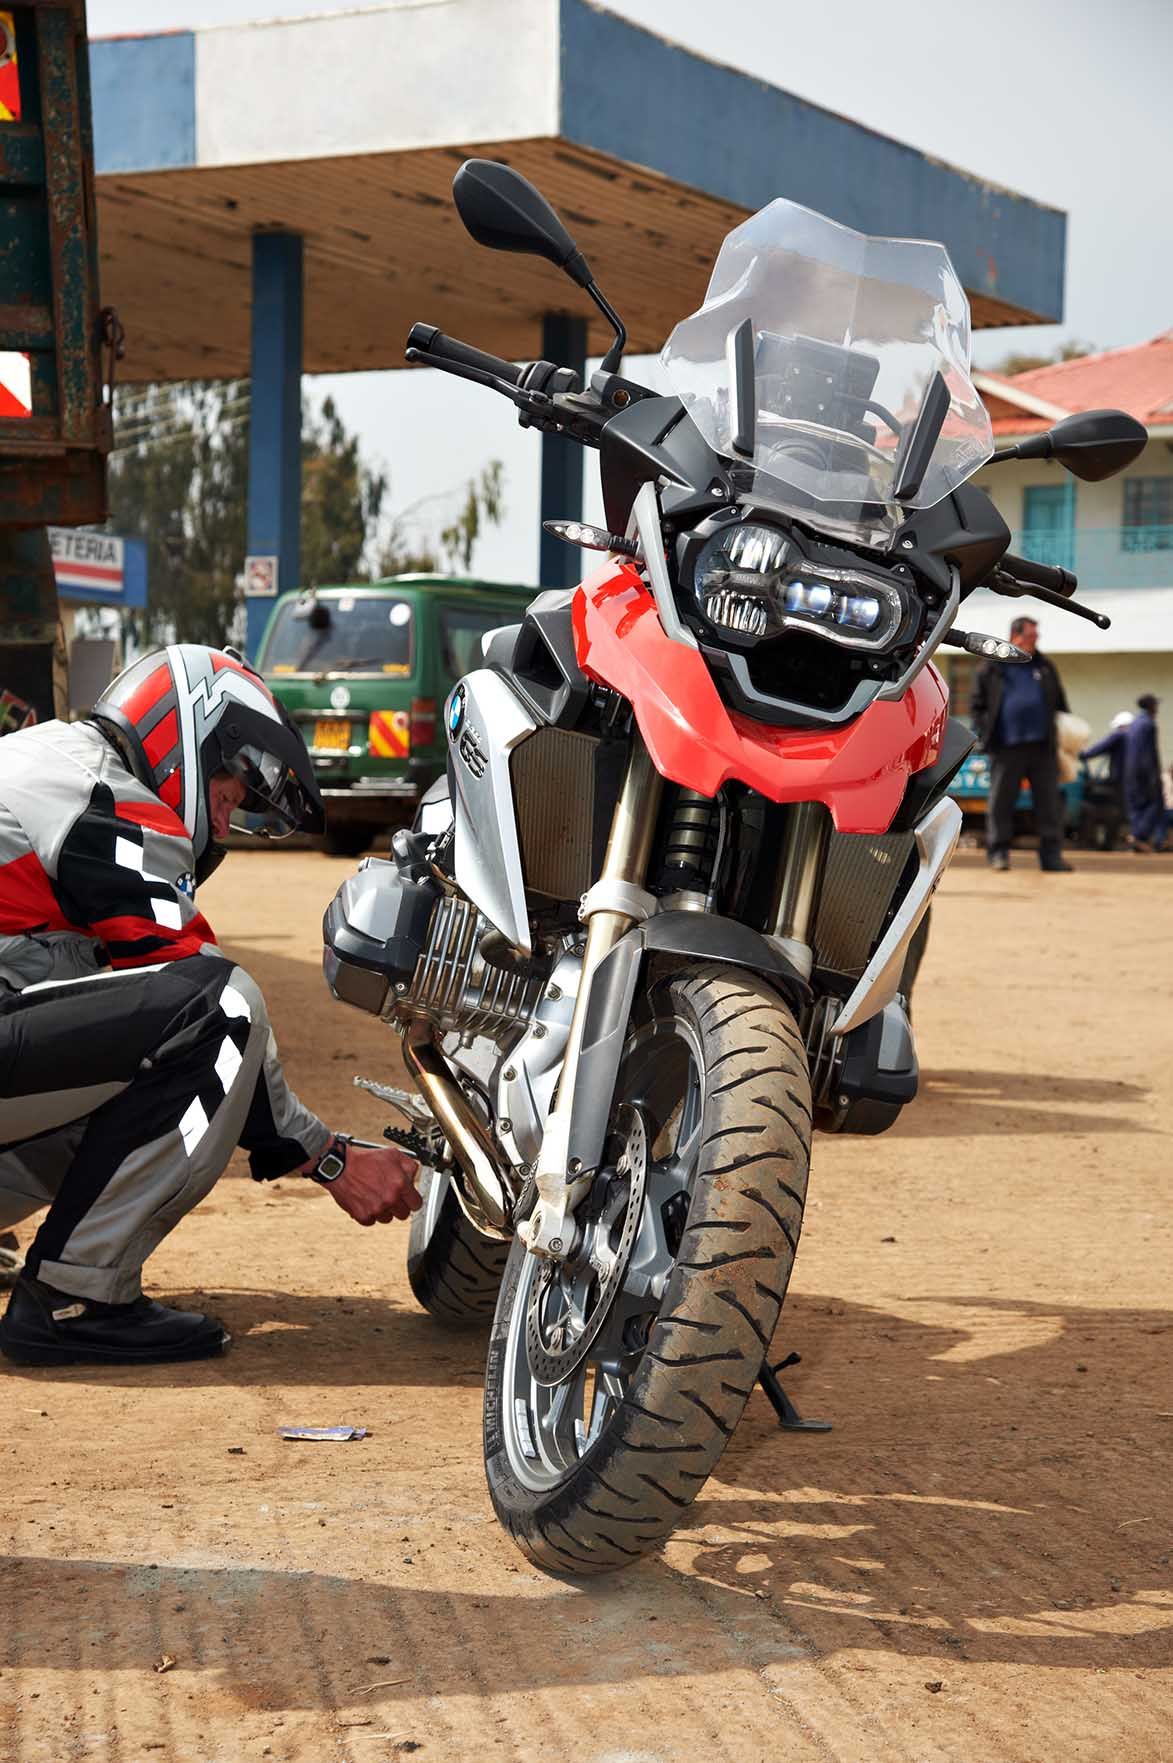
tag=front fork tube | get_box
[519,734,663,1261]
[767,801,831,982]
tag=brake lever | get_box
[988,570,1111,630]
[404,344,552,416]
[405,345,607,449]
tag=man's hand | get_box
[326,1142,423,1226]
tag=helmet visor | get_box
[224,742,315,841]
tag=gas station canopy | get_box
[91,0,1067,383]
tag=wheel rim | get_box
[500,1012,705,1493]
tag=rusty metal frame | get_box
[0,0,108,525]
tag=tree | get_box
[300,395,386,587]
[108,380,250,648]
[989,339,1098,379]
[375,461,506,578]
[108,384,507,647]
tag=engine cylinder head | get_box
[405,893,543,1036]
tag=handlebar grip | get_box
[406,323,521,387]
[999,551,1078,598]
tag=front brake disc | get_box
[524,1104,647,1388]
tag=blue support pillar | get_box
[245,232,303,661]
[538,312,587,589]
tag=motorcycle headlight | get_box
[692,521,906,650]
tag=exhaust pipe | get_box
[402,1022,515,1238]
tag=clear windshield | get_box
[259,591,414,676]
[660,198,993,541]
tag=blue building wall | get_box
[90,33,196,174]
[559,0,1065,325]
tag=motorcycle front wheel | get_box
[483,961,811,1576]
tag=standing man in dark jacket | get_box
[1122,694,1165,851]
[969,616,1072,873]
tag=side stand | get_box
[758,1350,832,1433]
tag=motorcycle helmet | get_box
[93,643,324,883]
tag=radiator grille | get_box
[512,727,598,901]
[813,830,915,977]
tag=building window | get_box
[1122,478,1173,551]
[1021,482,1075,569]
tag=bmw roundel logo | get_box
[448,684,465,738]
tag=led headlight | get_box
[692,521,906,650]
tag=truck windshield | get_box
[259,594,414,675]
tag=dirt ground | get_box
[2,842,1171,1763]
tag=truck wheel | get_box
[407,1168,510,1327]
[322,825,376,858]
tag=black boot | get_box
[0,1274,230,1366]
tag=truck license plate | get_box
[313,718,350,751]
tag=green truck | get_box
[256,575,534,854]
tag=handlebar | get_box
[998,551,1078,598]
[406,323,522,387]
[406,318,614,452]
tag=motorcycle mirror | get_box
[453,159,595,290]
[993,409,1148,482]
[452,159,628,374]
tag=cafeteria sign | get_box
[51,528,124,593]
[49,528,148,608]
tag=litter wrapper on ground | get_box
[277,1425,368,1442]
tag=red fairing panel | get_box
[572,559,948,836]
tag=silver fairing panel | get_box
[830,796,961,1036]
[447,668,536,953]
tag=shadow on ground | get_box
[5,1289,1170,1697]
[894,1066,1155,1137]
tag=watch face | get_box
[316,1143,347,1182]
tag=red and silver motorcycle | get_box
[324,162,1144,1575]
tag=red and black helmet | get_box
[93,644,324,882]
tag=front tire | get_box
[483,962,811,1576]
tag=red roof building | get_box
[974,332,1173,438]
[956,333,1173,739]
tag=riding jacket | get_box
[0,717,327,1165]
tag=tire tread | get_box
[485,963,811,1575]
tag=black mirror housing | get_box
[453,159,594,290]
[1015,408,1148,481]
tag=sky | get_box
[89,0,1173,584]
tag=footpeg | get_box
[383,1124,434,1161]
[354,1075,434,1126]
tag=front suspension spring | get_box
[658,788,721,894]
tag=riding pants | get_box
[0,955,329,1303]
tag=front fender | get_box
[566,911,810,1178]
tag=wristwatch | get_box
[309,1133,350,1185]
